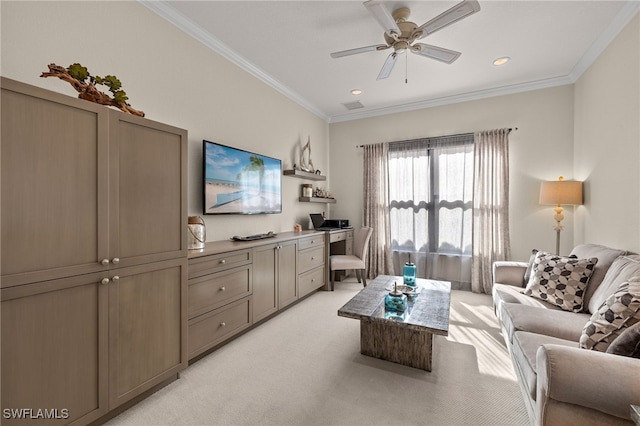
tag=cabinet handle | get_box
[220,259,226,264]
[101,278,110,285]
[112,257,120,265]
[311,240,315,244]
[220,286,226,292]
[112,276,120,282]
[311,278,315,282]
[220,322,226,327]
[101,259,110,266]
[311,256,315,260]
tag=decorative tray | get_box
[385,284,420,296]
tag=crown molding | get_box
[141,0,638,125]
[138,0,330,122]
[329,76,573,123]
[568,1,640,82]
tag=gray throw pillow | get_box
[523,249,539,287]
[606,322,640,358]
[580,278,640,351]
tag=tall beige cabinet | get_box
[1,77,188,425]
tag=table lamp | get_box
[539,176,583,255]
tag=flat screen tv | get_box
[203,140,282,215]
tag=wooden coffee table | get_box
[337,275,451,371]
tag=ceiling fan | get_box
[330,0,481,80]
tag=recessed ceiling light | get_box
[493,56,511,66]
[350,89,362,96]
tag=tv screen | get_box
[203,140,282,215]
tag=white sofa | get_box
[492,243,640,425]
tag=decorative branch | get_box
[40,63,145,117]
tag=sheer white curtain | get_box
[388,135,474,288]
[472,129,511,294]
[363,143,394,278]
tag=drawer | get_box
[188,297,251,358]
[299,267,324,298]
[298,235,325,251]
[188,265,252,319]
[188,249,251,279]
[330,232,347,243]
[298,246,324,274]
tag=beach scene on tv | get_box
[204,142,282,214]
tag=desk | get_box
[323,228,354,290]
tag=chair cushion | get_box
[501,302,590,343]
[569,244,628,312]
[331,255,365,270]
[524,251,597,312]
[588,255,640,314]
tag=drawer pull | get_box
[220,286,226,292]
[101,278,110,285]
[311,240,315,244]
[220,259,226,264]
[101,259,110,266]
[220,322,226,327]
[112,276,120,282]
[311,256,315,260]
[112,257,120,265]
[311,278,315,282]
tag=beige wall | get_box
[3,2,638,256]
[0,1,329,241]
[330,86,576,262]
[574,14,640,253]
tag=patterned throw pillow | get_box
[524,251,597,312]
[606,322,640,358]
[580,278,640,352]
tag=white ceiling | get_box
[143,1,638,122]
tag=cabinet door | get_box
[277,240,298,308]
[1,78,109,288]
[252,244,278,323]
[1,273,109,425]
[109,111,187,269]
[108,259,187,408]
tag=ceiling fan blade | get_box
[415,0,480,39]
[330,44,389,58]
[377,52,398,80]
[363,0,401,37]
[411,43,461,64]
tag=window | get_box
[388,134,473,286]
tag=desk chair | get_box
[330,226,373,291]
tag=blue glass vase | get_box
[385,282,407,313]
[403,261,417,287]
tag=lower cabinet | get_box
[108,259,188,408]
[187,232,326,362]
[0,258,187,425]
[1,273,108,426]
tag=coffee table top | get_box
[337,275,451,336]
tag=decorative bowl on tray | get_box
[385,284,419,296]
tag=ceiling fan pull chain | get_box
[405,50,408,84]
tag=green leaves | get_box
[67,63,89,81]
[68,63,129,104]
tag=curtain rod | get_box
[355,128,518,148]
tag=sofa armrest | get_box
[493,261,528,287]
[537,344,640,422]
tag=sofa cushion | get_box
[588,255,640,314]
[525,251,597,312]
[511,331,576,402]
[569,244,627,312]
[501,302,590,343]
[579,277,640,351]
[606,322,640,358]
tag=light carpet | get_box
[107,279,528,426]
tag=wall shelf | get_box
[299,197,336,204]
[283,169,326,181]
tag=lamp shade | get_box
[539,179,583,205]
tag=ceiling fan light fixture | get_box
[493,56,511,66]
